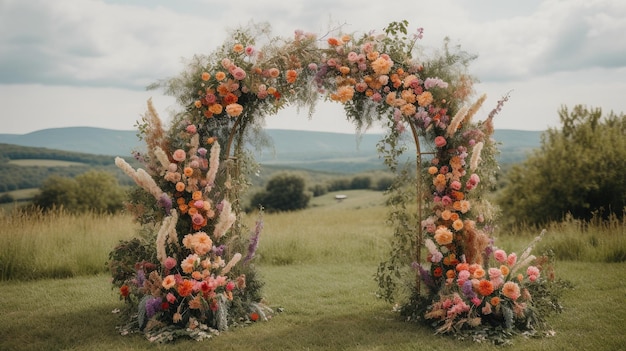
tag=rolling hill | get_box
[0,127,542,173]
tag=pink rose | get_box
[231,67,246,80]
[494,249,507,263]
[172,149,186,162]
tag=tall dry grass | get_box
[0,208,137,280]
[1,190,624,282]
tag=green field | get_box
[2,188,39,200]
[0,190,624,350]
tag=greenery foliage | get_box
[249,173,310,212]
[497,105,626,226]
[31,170,126,213]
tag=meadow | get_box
[1,190,625,350]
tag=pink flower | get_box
[166,292,176,303]
[231,67,246,80]
[434,136,447,148]
[186,124,197,134]
[468,173,480,186]
[450,180,462,191]
[488,267,502,279]
[172,149,186,162]
[245,46,255,56]
[527,266,540,276]
[192,213,204,226]
[164,257,177,270]
[507,253,518,266]
[226,281,235,291]
[494,249,507,263]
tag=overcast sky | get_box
[1,0,625,135]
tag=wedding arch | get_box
[109,21,555,343]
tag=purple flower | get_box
[145,297,162,318]
[213,244,226,256]
[158,194,172,214]
[462,280,476,300]
[135,269,145,288]
[244,217,263,265]
[414,263,435,290]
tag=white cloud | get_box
[0,0,624,134]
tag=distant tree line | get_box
[247,172,395,212]
[0,144,139,192]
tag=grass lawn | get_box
[1,260,624,351]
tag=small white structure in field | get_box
[334,194,347,202]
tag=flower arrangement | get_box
[110,100,269,342]
[110,20,561,343]
[421,232,547,337]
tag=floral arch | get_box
[110,21,555,343]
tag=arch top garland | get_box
[111,20,557,343]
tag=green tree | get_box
[350,175,372,190]
[32,171,126,213]
[249,173,310,212]
[497,105,626,225]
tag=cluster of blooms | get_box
[311,31,453,133]
[189,30,320,123]
[114,101,258,336]
[422,238,543,334]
